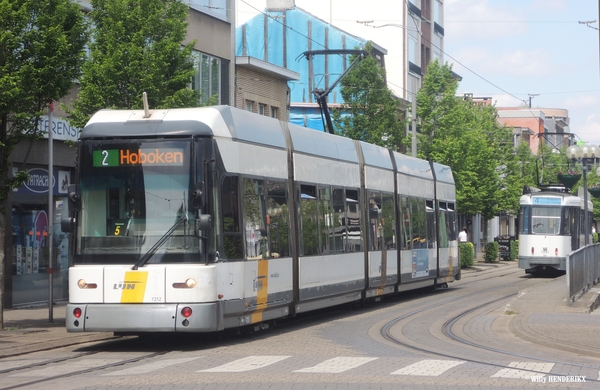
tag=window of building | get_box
[192,51,220,104]
[407,17,421,65]
[434,0,442,26]
[186,0,228,20]
[245,100,254,112]
[259,103,266,116]
[271,106,279,119]
[433,32,443,63]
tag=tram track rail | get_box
[0,351,167,390]
[379,278,600,383]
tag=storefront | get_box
[7,113,78,307]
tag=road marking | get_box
[197,356,290,372]
[391,359,465,376]
[103,357,201,376]
[294,357,378,373]
[491,362,554,379]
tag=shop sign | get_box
[13,167,70,195]
[39,115,80,142]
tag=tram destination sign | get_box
[93,148,184,167]
[532,197,562,205]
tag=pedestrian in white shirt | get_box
[458,227,468,243]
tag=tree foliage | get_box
[416,61,522,219]
[332,42,405,151]
[68,0,200,128]
[0,0,87,327]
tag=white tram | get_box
[63,105,459,334]
[518,186,593,274]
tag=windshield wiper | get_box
[132,213,188,270]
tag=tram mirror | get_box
[192,181,205,209]
[61,217,76,233]
[67,184,81,211]
[196,214,211,231]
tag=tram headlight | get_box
[172,278,197,289]
[77,279,97,289]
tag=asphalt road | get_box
[1,262,598,389]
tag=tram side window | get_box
[332,188,345,252]
[319,186,333,255]
[243,178,267,260]
[400,196,412,250]
[267,180,290,258]
[438,202,449,248]
[382,193,396,250]
[299,184,318,256]
[447,202,457,241]
[426,200,435,249]
[368,191,383,251]
[345,189,362,252]
[221,176,243,259]
[519,206,530,234]
[563,207,573,235]
[411,198,426,248]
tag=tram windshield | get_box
[530,206,562,235]
[74,139,200,264]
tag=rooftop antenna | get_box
[142,92,151,118]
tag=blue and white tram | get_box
[518,186,593,274]
[63,105,459,334]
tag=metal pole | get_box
[48,102,53,322]
[584,162,589,246]
[411,95,417,158]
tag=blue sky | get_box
[445,0,600,146]
[237,0,600,146]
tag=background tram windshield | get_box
[531,207,561,235]
[75,139,198,264]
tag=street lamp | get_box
[566,144,599,245]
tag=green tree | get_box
[416,61,519,221]
[333,42,405,151]
[0,0,87,328]
[68,0,200,128]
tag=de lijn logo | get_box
[23,168,56,194]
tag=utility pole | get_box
[528,93,539,108]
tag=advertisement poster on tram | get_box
[412,249,429,278]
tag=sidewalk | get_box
[1,264,600,359]
[0,303,115,359]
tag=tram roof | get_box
[82,106,289,149]
[519,191,593,210]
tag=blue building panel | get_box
[236,7,366,107]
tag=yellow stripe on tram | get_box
[251,259,269,323]
[120,271,149,303]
